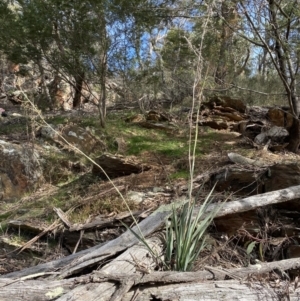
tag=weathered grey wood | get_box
[56,236,163,301]
[4,185,300,280]
[57,211,169,279]
[121,280,294,301]
[60,184,300,279]
[88,257,300,284]
[0,257,299,300]
[203,184,300,218]
[228,152,267,167]
[0,240,109,279]
[0,278,294,301]
[203,257,300,281]
[0,278,73,301]
[0,278,293,301]
[1,204,171,279]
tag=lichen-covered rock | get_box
[254,126,289,145]
[0,140,44,200]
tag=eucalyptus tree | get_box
[0,0,107,116]
[235,0,300,152]
[191,0,250,91]
[159,28,195,104]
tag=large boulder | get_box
[0,140,44,200]
[254,126,289,145]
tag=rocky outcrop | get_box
[0,62,101,110]
[0,140,44,200]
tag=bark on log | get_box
[3,185,300,279]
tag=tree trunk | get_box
[73,71,84,108]
[268,0,300,152]
[97,5,107,128]
[215,3,237,87]
[99,65,106,128]
[287,117,300,152]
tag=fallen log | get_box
[1,257,300,300]
[57,236,163,301]
[0,279,294,301]
[121,280,295,301]
[1,203,171,279]
[3,185,300,279]
[227,152,267,167]
[202,184,300,219]
[0,278,73,301]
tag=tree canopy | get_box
[0,0,299,133]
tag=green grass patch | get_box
[126,133,188,158]
[45,115,69,125]
[170,170,189,180]
[78,117,99,128]
[0,122,27,135]
[103,113,223,162]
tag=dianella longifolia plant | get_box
[164,185,219,271]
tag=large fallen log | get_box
[0,279,295,301]
[1,257,300,300]
[3,185,300,280]
[121,280,295,301]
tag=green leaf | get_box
[246,241,257,255]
